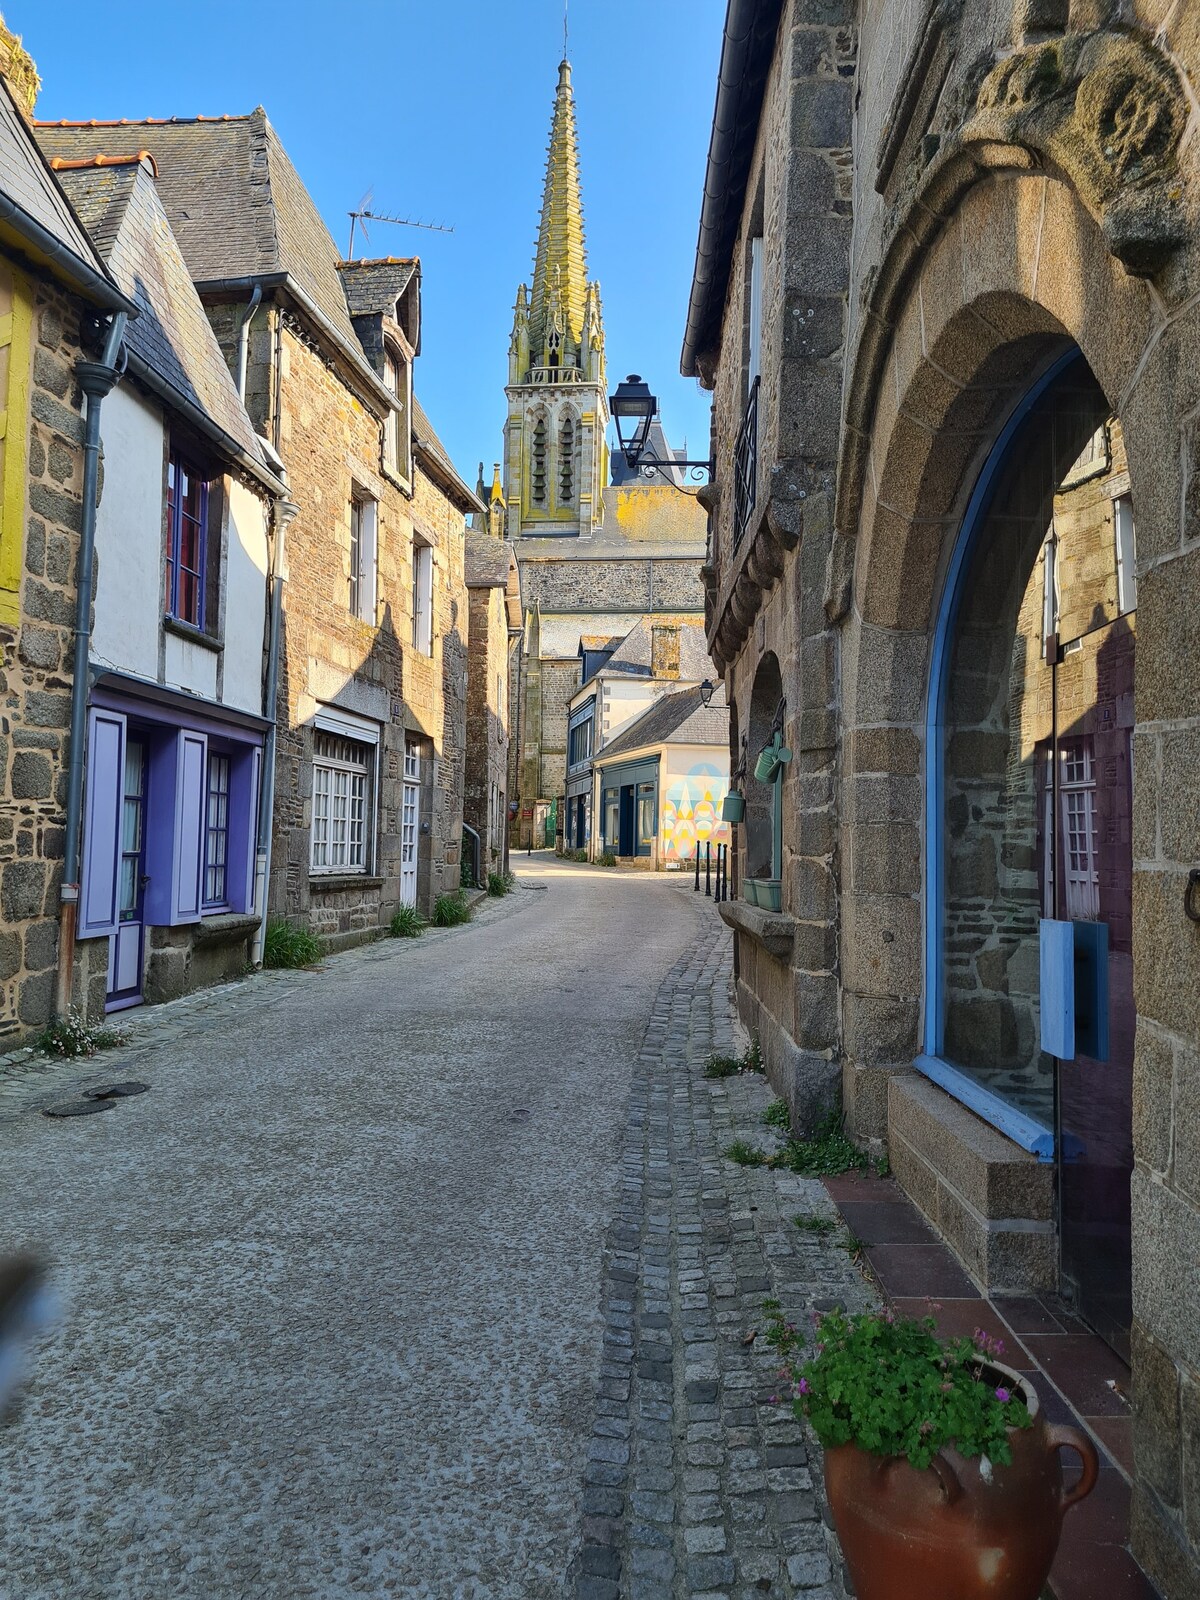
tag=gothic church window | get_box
[560,416,576,504]
[532,415,547,505]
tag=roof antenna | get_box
[346,189,456,260]
[564,0,569,59]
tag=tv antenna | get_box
[346,191,455,259]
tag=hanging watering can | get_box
[754,732,793,785]
[721,791,745,823]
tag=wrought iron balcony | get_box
[732,376,759,547]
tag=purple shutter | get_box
[143,729,207,926]
[80,709,126,937]
[225,744,261,914]
[173,731,207,922]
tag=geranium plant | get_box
[764,1303,1032,1471]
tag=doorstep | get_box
[822,1171,1160,1600]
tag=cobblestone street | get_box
[0,856,871,1599]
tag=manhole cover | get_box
[509,1108,531,1123]
[43,1099,116,1119]
[84,1082,150,1100]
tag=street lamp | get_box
[609,374,713,480]
[698,679,716,707]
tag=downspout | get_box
[251,487,297,966]
[235,283,262,402]
[55,312,128,1019]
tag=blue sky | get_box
[24,0,724,486]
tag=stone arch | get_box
[746,651,783,881]
[836,158,1173,1144]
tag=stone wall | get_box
[0,270,86,1042]
[519,554,705,615]
[464,581,510,872]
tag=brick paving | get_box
[567,919,876,1600]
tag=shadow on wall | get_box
[747,652,782,880]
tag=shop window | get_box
[603,786,618,849]
[204,751,231,907]
[165,451,210,629]
[311,731,372,873]
[926,352,1132,1148]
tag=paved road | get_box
[0,857,711,1600]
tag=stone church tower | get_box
[503,59,608,539]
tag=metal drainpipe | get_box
[235,283,262,403]
[251,490,296,966]
[55,313,128,1019]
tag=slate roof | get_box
[464,532,513,588]
[338,257,418,317]
[35,112,360,350]
[610,419,687,487]
[0,76,124,305]
[598,683,728,763]
[602,617,711,680]
[412,395,485,514]
[55,158,263,462]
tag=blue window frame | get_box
[165,452,209,629]
[917,348,1084,1162]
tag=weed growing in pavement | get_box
[767,1110,868,1177]
[724,1140,768,1167]
[704,1037,765,1079]
[794,1214,837,1237]
[763,1098,791,1132]
[389,905,426,938]
[486,871,511,897]
[874,1154,891,1178]
[432,891,472,928]
[263,919,322,969]
[841,1232,867,1258]
[36,1007,128,1059]
[598,851,617,867]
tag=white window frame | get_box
[310,708,381,876]
[350,492,378,624]
[383,344,412,483]
[401,740,420,906]
[412,540,433,655]
[1114,493,1137,616]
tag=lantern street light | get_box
[698,678,716,707]
[609,374,713,480]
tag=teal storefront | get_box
[597,756,659,858]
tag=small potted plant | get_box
[765,1305,1098,1600]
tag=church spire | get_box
[529,58,589,369]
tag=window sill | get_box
[717,897,796,961]
[381,462,412,494]
[309,872,385,892]
[194,911,260,945]
[164,616,222,654]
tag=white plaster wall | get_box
[221,478,269,715]
[93,383,163,680]
[599,677,673,747]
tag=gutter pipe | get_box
[679,0,782,378]
[252,479,298,967]
[0,195,135,316]
[235,282,263,402]
[55,312,128,1018]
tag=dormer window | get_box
[384,344,411,483]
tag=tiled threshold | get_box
[822,1171,1159,1600]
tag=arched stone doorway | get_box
[746,651,783,883]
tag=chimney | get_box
[651,622,681,681]
[0,16,39,119]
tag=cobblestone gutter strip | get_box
[568,920,879,1600]
[0,886,531,1117]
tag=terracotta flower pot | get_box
[823,1362,1098,1600]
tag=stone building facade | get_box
[37,114,483,948]
[0,56,136,1044]
[464,531,520,876]
[686,2,1200,1593]
[504,58,709,849]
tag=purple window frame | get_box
[165,452,209,630]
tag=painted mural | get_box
[660,763,731,861]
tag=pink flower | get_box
[797,1378,810,1395]
[995,1386,1011,1404]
